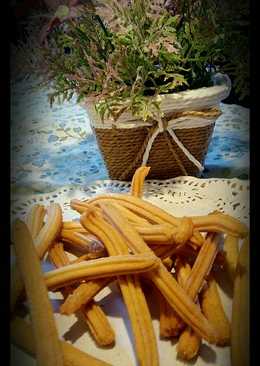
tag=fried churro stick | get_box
[183,233,219,301]
[190,230,205,247]
[130,166,150,197]
[44,253,160,290]
[84,194,248,237]
[97,203,217,344]
[151,244,177,259]
[224,234,239,284]
[177,329,201,361]
[71,198,150,226]
[11,317,112,366]
[70,253,102,263]
[79,196,195,245]
[70,199,90,214]
[81,208,159,366]
[191,213,248,238]
[35,203,63,258]
[200,276,230,346]
[81,301,115,346]
[231,237,249,366]
[158,290,184,338]
[60,279,112,314]
[49,242,115,347]
[13,220,64,366]
[133,224,175,244]
[11,204,63,313]
[61,230,106,257]
[176,259,201,361]
[26,204,46,239]
[111,202,150,225]
[49,242,70,268]
[62,220,86,231]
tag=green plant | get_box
[13,0,249,121]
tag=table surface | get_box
[11,78,249,198]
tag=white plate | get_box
[11,177,249,366]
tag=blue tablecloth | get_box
[11,78,249,197]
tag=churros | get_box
[81,207,159,366]
[231,237,249,366]
[84,194,248,238]
[201,276,230,346]
[49,242,115,346]
[175,259,201,361]
[158,290,184,338]
[10,165,249,365]
[98,203,217,344]
[26,204,46,239]
[81,301,115,346]
[35,203,63,259]
[130,166,150,197]
[61,229,106,257]
[44,253,160,290]
[60,279,112,314]
[11,203,62,312]
[13,220,64,366]
[183,233,219,301]
[224,234,239,284]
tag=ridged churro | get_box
[224,234,239,284]
[158,290,184,338]
[61,229,106,257]
[231,236,249,366]
[130,166,150,198]
[81,208,159,366]
[13,220,64,366]
[49,242,115,347]
[35,203,63,259]
[26,204,46,239]
[60,279,112,314]
[201,276,230,346]
[133,224,175,245]
[177,328,201,361]
[70,253,103,263]
[11,204,63,312]
[176,259,201,361]
[81,301,115,346]
[183,233,219,301]
[97,203,217,344]
[84,194,248,238]
[62,220,86,231]
[44,253,160,290]
[11,317,112,366]
[191,213,248,238]
[49,242,70,268]
[110,202,150,225]
[189,230,205,247]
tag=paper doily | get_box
[11,176,249,225]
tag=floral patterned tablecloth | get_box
[11,78,249,197]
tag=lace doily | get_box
[11,176,249,225]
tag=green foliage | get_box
[15,0,249,120]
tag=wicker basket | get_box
[84,76,231,180]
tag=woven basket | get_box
[84,76,231,180]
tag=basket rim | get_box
[82,73,231,129]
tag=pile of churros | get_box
[10,166,249,366]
